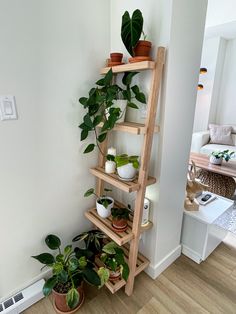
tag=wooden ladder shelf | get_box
[85,47,165,296]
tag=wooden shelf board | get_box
[100,61,156,74]
[89,167,156,193]
[94,242,150,294]
[98,121,160,135]
[85,207,134,246]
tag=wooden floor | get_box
[24,234,236,314]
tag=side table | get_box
[181,195,233,263]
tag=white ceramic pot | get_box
[210,155,222,165]
[117,163,137,181]
[96,197,114,218]
[105,100,127,123]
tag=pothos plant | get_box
[32,234,108,309]
[79,69,146,155]
[115,154,139,169]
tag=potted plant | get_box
[210,150,235,165]
[121,9,152,62]
[79,70,146,155]
[100,241,130,282]
[32,234,107,313]
[111,207,130,232]
[72,229,107,256]
[115,154,139,181]
[84,188,114,218]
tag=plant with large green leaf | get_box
[32,234,108,312]
[79,69,146,155]
[121,9,143,56]
[100,241,130,281]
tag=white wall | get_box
[0,0,110,298]
[110,0,207,277]
[216,38,236,125]
[206,0,236,27]
[193,37,227,132]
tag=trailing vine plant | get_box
[79,69,146,155]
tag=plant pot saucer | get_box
[108,61,125,67]
[118,175,136,182]
[53,292,85,314]
[129,56,152,63]
[112,224,128,233]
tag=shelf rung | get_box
[90,167,156,193]
[100,61,156,74]
[98,121,160,135]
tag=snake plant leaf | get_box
[121,9,143,56]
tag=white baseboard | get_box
[0,269,51,304]
[182,244,202,264]
[145,245,182,279]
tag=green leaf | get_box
[82,268,101,286]
[43,276,57,296]
[81,129,88,141]
[84,114,94,128]
[56,254,64,263]
[122,72,139,86]
[104,69,113,86]
[79,97,88,106]
[104,188,112,192]
[127,102,139,109]
[69,257,79,271]
[53,262,64,275]
[64,245,72,255]
[45,234,61,250]
[123,89,131,102]
[131,85,140,95]
[83,144,95,154]
[106,154,115,161]
[93,115,103,127]
[78,256,87,268]
[135,92,146,104]
[96,78,105,86]
[79,122,91,131]
[121,262,130,281]
[57,269,68,283]
[97,132,107,143]
[132,160,139,169]
[102,241,117,255]
[32,253,55,265]
[66,288,80,309]
[97,267,110,287]
[84,188,94,197]
[121,9,143,56]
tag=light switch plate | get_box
[0,96,18,121]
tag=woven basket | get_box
[197,169,236,199]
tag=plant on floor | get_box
[32,234,107,312]
[79,69,146,155]
[72,229,107,255]
[111,207,130,231]
[101,241,130,281]
[211,150,235,162]
[115,154,139,181]
[121,9,152,59]
[84,188,114,218]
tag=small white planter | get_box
[210,155,222,165]
[117,163,137,181]
[96,197,114,218]
[105,100,127,123]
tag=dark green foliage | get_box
[79,69,146,155]
[111,207,130,220]
[121,9,143,56]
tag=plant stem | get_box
[94,127,105,156]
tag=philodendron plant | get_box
[115,154,139,169]
[84,188,113,209]
[32,234,108,310]
[79,69,146,155]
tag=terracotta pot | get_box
[134,40,152,57]
[52,284,84,313]
[112,217,128,230]
[110,53,123,63]
[109,268,121,281]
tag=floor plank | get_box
[23,235,236,314]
